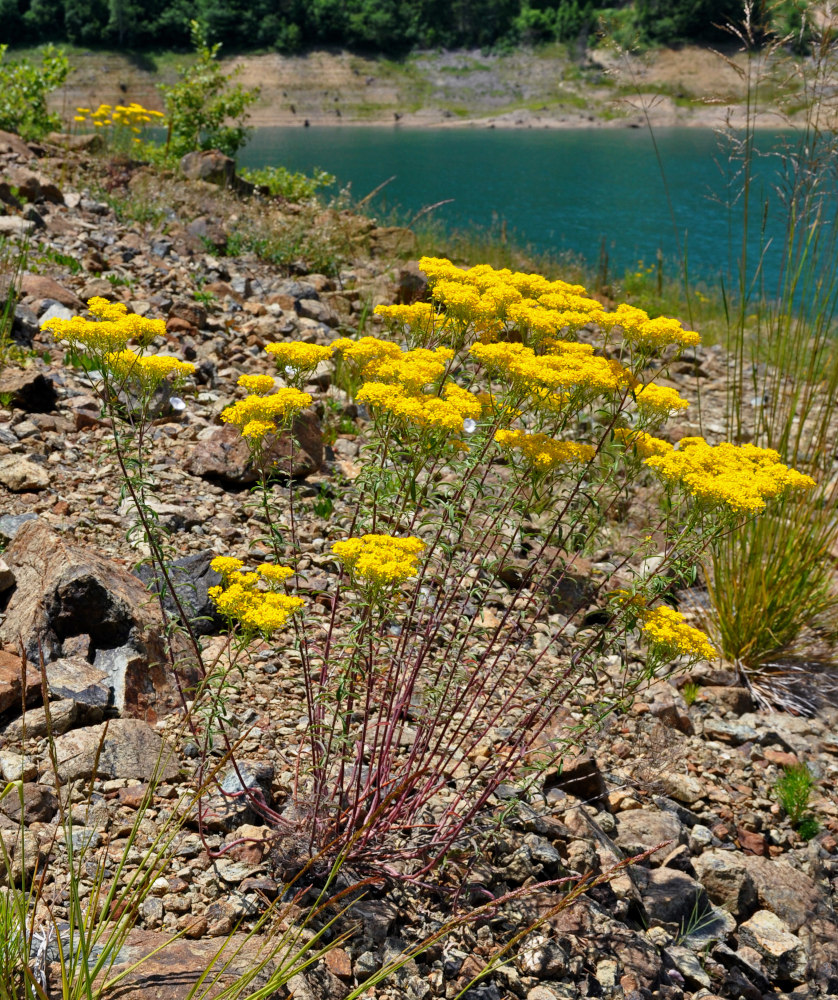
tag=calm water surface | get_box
[241,126,791,285]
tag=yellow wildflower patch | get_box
[494,428,596,471]
[332,534,425,588]
[644,438,817,514]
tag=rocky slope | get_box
[0,131,837,1000]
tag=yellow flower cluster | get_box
[356,381,477,434]
[265,341,332,372]
[237,374,276,395]
[332,336,402,373]
[609,304,700,352]
[209,558,302,634]
[332,534,425,588]
[374,303,438,333]
[634,383,690,419]
[363,346,454,390]
[415,258,702,356]
[644,437,817,514]
[612,428,674,458]
[638,605,717,661]
[494,429,596,471]
[104,349,195,387]
[74,103,164,138]
[44,298,166,354]
[221,387,312,441]
[471,340,634,404]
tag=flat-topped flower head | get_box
[607,303,701,352]
[363,346,453,390]
[639,605,716,662]
[238,374,275,395]
[103,350,194,388]
[634,382,690,419]
[495,428,596,471]
[333,534,425,590]
[644,437,817,514]
[221,387,312,439]
[613,428,674,458]
[356,382,470,435]
[265,341,332,376]
[331,336,401,374]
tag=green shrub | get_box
[239,164,335,202]
[774,762,817,830]
[0,44,69,140]
[162,20,259,161]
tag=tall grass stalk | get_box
[706,2,838,695]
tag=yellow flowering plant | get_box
[204,257,814,881]
[74,102,165,153]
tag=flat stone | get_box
[738,910,808,982]
[1,698,78,740]
[615,808,687,860]
[0,455,49,491]
[0,512,38,543]
[0,558,15,594]
[46,656,111,710]
[0,216,34,236]
[52,718,180,783]
[658,771,705,805]
[703,719,760,745]
[20,273,82,310]
[38,303,74,327]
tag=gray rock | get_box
[0,750,38,782]
[0,782,58,823]
[516,937,568,978]
[634,867,708,928]
[0,520,176,719]
[738,910,808,982]
[0,512,38,543]
[38,303,74,327]
[180,150,235,187]
[134,551,222,635]
[0,828,47,887]
[693,849,757,919]
[52,718,180,783]
[615,808,687,860]
[1,699,79,740]
[0,216,34,236]
[0,455,49,491]
[46,656,111,711]
[92,644,157,716]
[703,719,760,745]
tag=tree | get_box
[161,19,260,160]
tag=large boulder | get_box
[180,150,235,187]
[0,520,178,719]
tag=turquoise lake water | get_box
[240,125,798,287]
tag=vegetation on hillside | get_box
[0,0,813,55]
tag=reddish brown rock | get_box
[187,413,323,484]
[20,273,83,310]
[0,647,41,715]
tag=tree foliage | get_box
[0,0,803,53]
[0,43,69,138]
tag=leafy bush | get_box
[239,164,335,202]
[0,44,69,140]
[162,20,259,161]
